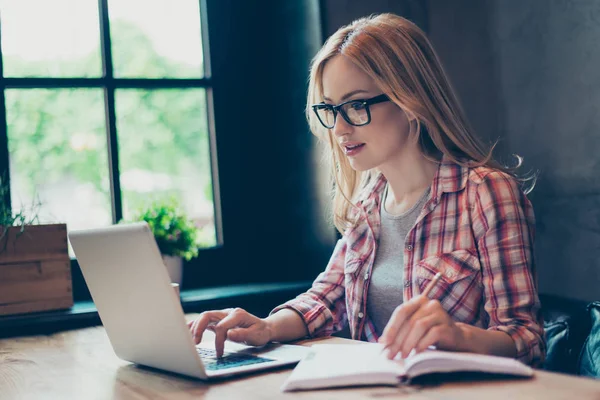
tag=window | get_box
[0,0,220,250]
[1,0,331,295]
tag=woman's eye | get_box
[350,102,366,110]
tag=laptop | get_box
[68,222,308,379]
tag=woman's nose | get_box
[332,114,353,137]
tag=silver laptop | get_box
[68,222,308,379]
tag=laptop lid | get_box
[68,222,208,379]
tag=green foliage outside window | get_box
[6,22,210,198]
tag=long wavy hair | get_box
[307,13,529,234]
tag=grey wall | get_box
[429,0,600,302]
[322,0,427,37]
[325,0,600,302]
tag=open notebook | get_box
[281,343,533,392]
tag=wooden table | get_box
[1,316,599,400]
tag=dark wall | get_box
[323,0,600,302]
[322,0,428,37]
[427,1,503,150]
[428,0,600,302]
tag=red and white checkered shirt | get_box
[272,157,546,366]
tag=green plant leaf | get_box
[124,198,202,261]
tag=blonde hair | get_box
[307,13,525,234]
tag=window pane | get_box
[6,89,111,230]
[108,0,204,78]
[0,0,102,78]
[116,89,216,248]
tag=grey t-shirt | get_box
[366,184,430,336]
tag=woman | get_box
[189,13,545,366]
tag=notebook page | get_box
[403,350,534,379]
[281,343,404,391]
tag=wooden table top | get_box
[1,315,599,400]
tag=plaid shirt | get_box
[272,157,546,366]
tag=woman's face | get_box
[321,55,415,172]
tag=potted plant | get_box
[0,179,72,316]
[128,199,202,285]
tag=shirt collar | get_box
[431,155,469,198]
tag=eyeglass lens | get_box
[315,101,369,128]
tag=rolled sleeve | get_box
[270,239,348,338]
[488,322,545,366]
[472,171,546,366]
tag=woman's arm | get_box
[378,295,517,360]
[471,170,545,365]
[189,238,350,356]
[264,309,309,342]
[456,322,516,357]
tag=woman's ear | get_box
[407,117,420,143]
[400,107,420,142]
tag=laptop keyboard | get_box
[197,348,274,371]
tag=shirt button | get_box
[404,280,410,288]
[364,272,369,280]
[358,312,364,319]
[406,244,413,251]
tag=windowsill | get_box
[0,281,311,339]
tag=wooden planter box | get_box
[0,223,73,316]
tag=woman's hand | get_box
[188,308,273,357]
[378,295,467,359]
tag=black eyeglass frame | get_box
[311,94,390,129]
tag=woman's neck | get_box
[379,151,438,214]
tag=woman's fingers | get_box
[383,306,429,359]
[414,325,445,353]
[398,300,444,356]
[399,313,441,357]
[187,308,268,357]
[379,296,427,347]
[382,299,445,359]
[213,308,257,357]
[189,309,231,344]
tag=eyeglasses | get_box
[311,94,390,129]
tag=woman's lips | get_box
[344,143,366,156]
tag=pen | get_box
[380,272,443,357]
[421,272,443,298]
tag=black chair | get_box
[541,294,591,375]
[578,302,600,378]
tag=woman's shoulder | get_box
[465,164,520,189]
[462,163,531,209]
[463,163,533,216]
